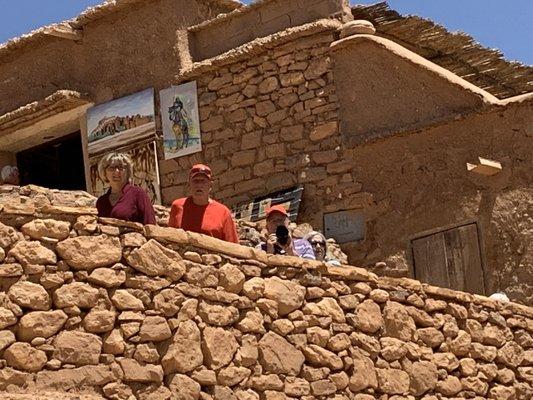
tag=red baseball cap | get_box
[189,164,212,180]
[265,204,288,217]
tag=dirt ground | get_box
[1,393,104,400]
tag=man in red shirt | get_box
[169,164,239,243]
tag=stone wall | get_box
[0,190,531,399]
[160,19,533,305]
[160,20,349,211]
[0,0,233,116]
[188,0,351,61]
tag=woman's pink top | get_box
[96,183,156,225]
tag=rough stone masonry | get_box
[0,186,531,399]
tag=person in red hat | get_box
[258,204,315,259]
[168,164,238,243]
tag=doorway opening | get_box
[16,131,86,191]
[411,222,486,295]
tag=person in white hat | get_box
[1,165,19,185]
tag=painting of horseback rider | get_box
[168,96,190,150]
[160,81,202,160]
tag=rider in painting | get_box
[168,97,190,150]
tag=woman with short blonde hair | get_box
[98,152,134,183]
[95,152,156,225]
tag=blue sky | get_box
[0,0,531,64]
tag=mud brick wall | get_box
[160,21,363,220]
[188,0,351,61]
[0,190,531,400]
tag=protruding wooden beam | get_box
[467,157,502,176]
[44,23,83,41]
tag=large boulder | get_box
[198,301,239,326]
[83,310,116,333]
[303,345,343,370]
[263,277,305,316]
[0,367,31,390]
[53,331,102,365]
[349,350,378,391]
[118,358,163,383]
[139,316,172,342]
[219,263,245,293]
[17,310,68,341]
[88,267,126,288]
[354,300,383,333]
[8,240,57,266]
[4,342,47,372]
[162,320,203,374]
[35,365,114,391]
[56,235,122,270]
[21,219,71,240]
[111,290,144,311]
[377,368,410,395]
[0,330,16,352]
[53,282,99,308]
[202,326,239,369]
[8,281,50,311]
[167,373,201,400]
[408,361,438,395]
[0,222,23,249]
[382,301,416,341]
[259,332,305,375]
[126,239,185,280]
[0,307,17,330]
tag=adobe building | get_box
[0,0,531,304]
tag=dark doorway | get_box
[17,131,86,190]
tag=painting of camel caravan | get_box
[160,81,202,160]
[86,88,156,156]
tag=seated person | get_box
[258,205,315,259]
[169,164,238,243]
[96,152,156,225]
[304,231,341,266]
[1,165,19,185]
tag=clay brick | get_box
[279,92,299,108]
[242,131,262,150]
[280,125,304,142]
[256,100,276,116]
[309,121,338,141]
[253,160,275,177]
[327,161,352,174]
[311,150,337,164]
[298,167,327,183]
[305,97,327,110]
[227,108,248,123]
[231,150,257,167]
[202,115,224,132]
[266,172,296,191]
[266,109,289,124]
[265,143,286,159]
[281,72,305,87]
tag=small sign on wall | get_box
[324,210,365,243]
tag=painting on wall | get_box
[89,141,161,205]
[159,81,201,160]
[86,88,156,157]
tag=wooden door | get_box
[412,223,485,295]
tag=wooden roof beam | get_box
[43,23,83,42]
